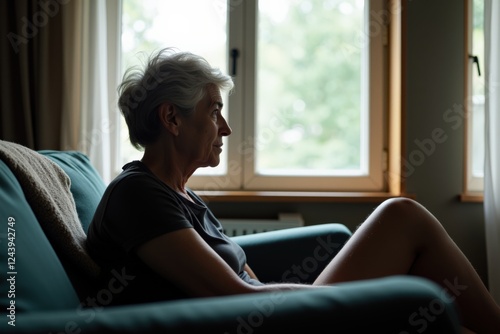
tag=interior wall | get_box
[208,0,488,284]
[403,0,486,284]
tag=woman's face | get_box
[178,84,232,170]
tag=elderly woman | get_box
[87,48,500,333]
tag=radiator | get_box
[219,213,304,237]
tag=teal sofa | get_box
[0,147,461,333]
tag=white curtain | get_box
[62,0,122,184]
[484,0,500,304]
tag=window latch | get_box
[231,48,240,76]
[469,54,481,76]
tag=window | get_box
[120,0,390,192]
[464,0,485,195]
[120,0,229,172]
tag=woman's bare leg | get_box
[314,198,500,333]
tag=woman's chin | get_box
[198,158,220,169]
[209,159,220,168]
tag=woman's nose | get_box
[219,115,232,136]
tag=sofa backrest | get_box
[0,159,81,312]
[39,150,106,233]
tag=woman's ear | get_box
[158,102,180,136]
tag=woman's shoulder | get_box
[113,161,158,184]
[106,161,171,196]
[95,161,184,219]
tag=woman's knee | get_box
[366,197,440,236]
[375,197,423,220]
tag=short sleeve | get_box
[103,173,192,253]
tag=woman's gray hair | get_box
[118,48,234,150]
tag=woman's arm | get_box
[137,227,253,297]
[137,228,317,298]
[244,263,258,280]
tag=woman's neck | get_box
[141,147,191,194]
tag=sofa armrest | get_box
[232,223,352,284]
[4,276,459,334]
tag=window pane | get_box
[471,0,484,178]
[120,0,229,175]
[255,0,366,175]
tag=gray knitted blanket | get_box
[0,140,100,280]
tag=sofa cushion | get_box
[0,160,80,312]
[39,150,106,233]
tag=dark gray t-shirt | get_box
[86,161,260,305]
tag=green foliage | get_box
[121,0,162,73]
[121,0,366,172]
[473,0,483,30]
[256,0,364,171]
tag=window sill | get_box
[459,192,484,203]
[196,190,415,203]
